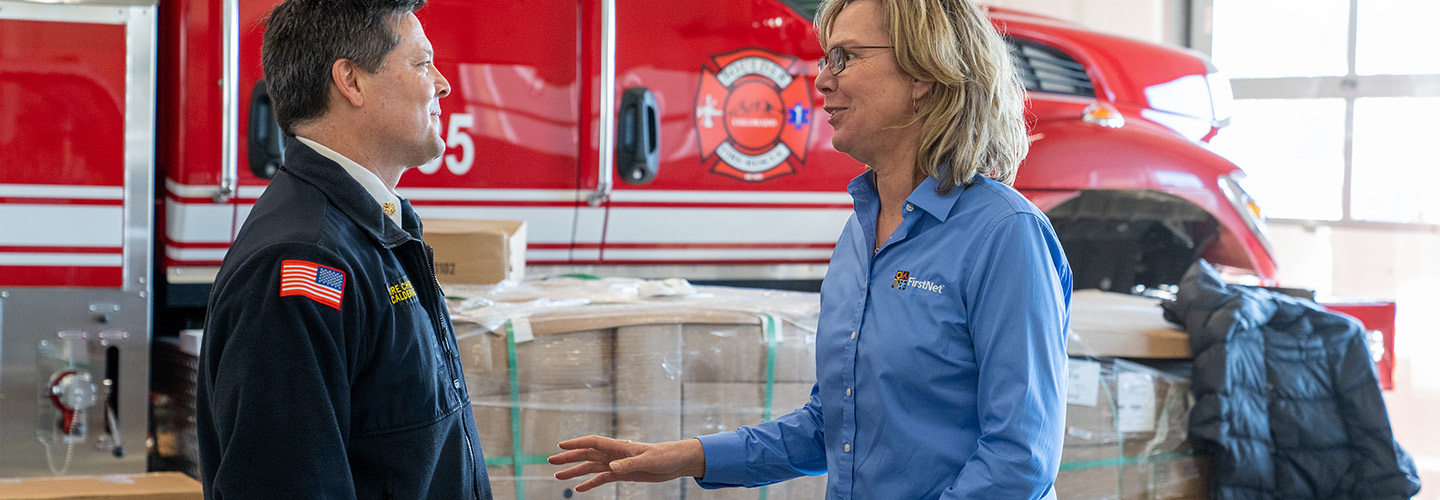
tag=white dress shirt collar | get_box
[295,136,404,228]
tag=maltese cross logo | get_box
[694,48,814,182]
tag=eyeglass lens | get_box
[820,47,844,74]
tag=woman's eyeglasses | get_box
[817,45,893,75]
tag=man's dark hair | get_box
[261,0,426,133]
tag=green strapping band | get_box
[762,313,778,422]
[481,314,789,499]
[502,320,528,499]
[483,321,589,495]
[1057,450,1195,471]
[487,455,552,466]
[759,313,781,500]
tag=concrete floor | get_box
[1384,354,1439,499]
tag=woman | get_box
[548,0,1071,497]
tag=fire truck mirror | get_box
[247,79,285,180]
[617,87,660,185]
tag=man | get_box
[197,1,490,498]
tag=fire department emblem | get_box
[695,48,813,182]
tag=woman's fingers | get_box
[547,447,615,466]
[557,434,625,451]
[573,471,618,492]
[551,435,678,483]
[554,460,614,481]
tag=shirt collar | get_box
[906,174,967,222]
[846,165,970,223]
[294,136,404,228]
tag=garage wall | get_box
[984,0,1189,47]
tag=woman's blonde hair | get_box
[816,0,1028,191]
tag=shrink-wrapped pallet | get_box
[446,279,826,500]
[1057,357,1207,500]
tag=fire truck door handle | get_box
[588,0,617,206]
[215,0,241,202]
[101,341,123,457]
[248,80,284,180]
[617,88,659,185]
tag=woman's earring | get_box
[913,98,920,114]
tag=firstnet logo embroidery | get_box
[891,270,944,294]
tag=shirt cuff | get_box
[693,431,749,489]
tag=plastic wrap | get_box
[451,278,1206,500]
[449,278,824,500]
[445,277,821,333]
[1057,356,1207,500]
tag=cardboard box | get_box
[1067,290,1192,359]
[0,473,201,500]
[487,465,615,500]
[472,387,615,458]
[680,324,816,384]
[1057,357,1207,500]
[423,218,526,285]
[1057,451,1208,500]
[457,326,612,398]
[455,300,826,500]
[680,383,826,500]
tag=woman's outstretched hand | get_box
[547,435,707,492]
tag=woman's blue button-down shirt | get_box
[696,172,1072,500]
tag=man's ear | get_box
[332,59,364,107]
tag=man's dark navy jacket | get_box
[198,139,491,499]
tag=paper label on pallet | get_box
[1067,358,1100,407]
[511,317,534,343]
[1116,370,1157,433]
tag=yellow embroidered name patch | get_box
[389,280,417,304]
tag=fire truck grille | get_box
[1008,37,1095,98]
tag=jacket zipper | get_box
[419,242,481,499]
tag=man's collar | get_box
[294,136,404,228]
[282,137,416,248]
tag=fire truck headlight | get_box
[1218,173,1274,257]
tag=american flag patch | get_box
[279,260,346,310]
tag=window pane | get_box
[1211,0,1349,78]
[1208,99,1346,220]
[1357,0,1440,75]
[1352,97,1440,223]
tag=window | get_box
[1204,0,1440,226]
[1208,99,1346,221]
[1352,98,1440,224]
[1211,0,1349,78]
[1356,0,1440,75]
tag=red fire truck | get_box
[0,0,1387,479]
